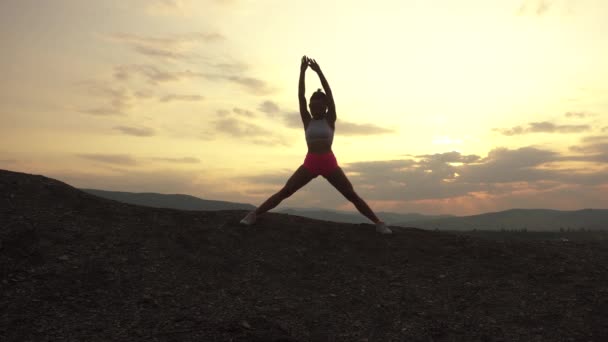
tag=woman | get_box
[240,56,392,234]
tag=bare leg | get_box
[254,165,316,215]
[323,167,381,223]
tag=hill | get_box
[404,208,608,232]
[1,169,607,341]
[79,188,255,211]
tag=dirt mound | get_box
[1,168,607,341]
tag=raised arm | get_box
[298,56,311,127]
[308,58,336,124]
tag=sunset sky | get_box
[1,0,607,216]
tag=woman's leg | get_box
[323,167,381,223]
[254,165,317,215]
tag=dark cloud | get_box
[258,100,281,115]
[77,153,138,166]
[159,94,204,102]
[481,147,558,168]
[150,157,200,164]
[113,126,156,137]
[415,151,480,164]
[242,146,608,207]
[459,147,559,183]
[568,136,608,163]
[495,121,590,135]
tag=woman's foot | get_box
[375,221,392,234]
[239,211,257,225]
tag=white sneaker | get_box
[376,221,392,234]
[240,211,257,225]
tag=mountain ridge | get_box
[75,184,607,231]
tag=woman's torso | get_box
[305,118,334,154]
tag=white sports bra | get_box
[305,118,334,145]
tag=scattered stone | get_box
[240,320,252,329]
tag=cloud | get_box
[76,80,133,116]
[232,107,255,117]
[77,153,138,166]
[260,99,396,136]
[241,145,608,212]
[143,0,237,16]
[159,94,204,102]
[602,127,608,133]
[258,100,281,115]
[281,112,395,135]
[568,136,608,163]
[495,121,590,135]
[145,0,192,16]
[213,117,290,146]
[219,75,274,95]
[63,144,608,216]
[216,107,256,118]
[114,64,273,95]
[335,121,397,136]
[517,0,554,16]
[415,151,480,164]
[113,64,204,84]
[150,157,200,164]
[564,111,593,118]
[104,32,224,61]
[113,125,156,137]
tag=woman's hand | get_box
[308,58,321,73]
[300,55,309,72]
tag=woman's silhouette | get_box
[240,56,392,234]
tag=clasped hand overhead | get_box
[301,55,321,73]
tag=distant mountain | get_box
[399,208,608,232]
[276,207,452,224]
[74,190,608,232]
[79,188,255,211]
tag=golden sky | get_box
[1,0,607,215]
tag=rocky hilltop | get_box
[1,169,607,341]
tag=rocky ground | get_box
[1,169,607,341]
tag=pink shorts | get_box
[303,152,339,177]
